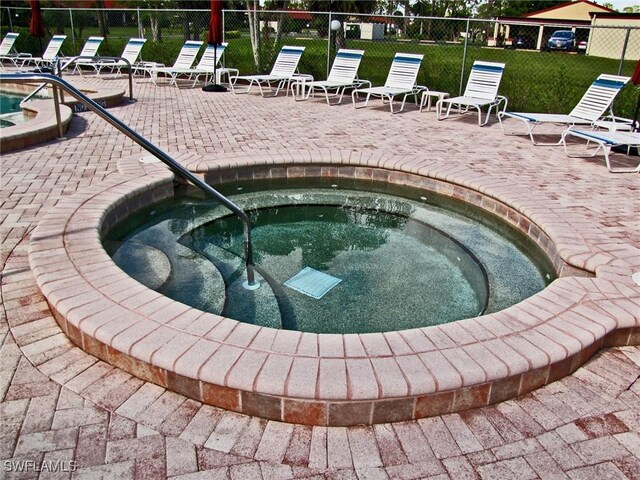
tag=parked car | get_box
[545,30,576,51]
[510,35,535,49]
[577,40,588,54]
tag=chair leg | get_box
[324,87,332,105]
[602,145,640,173]
[353,91,371,109]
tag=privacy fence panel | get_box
[2,6,638,116]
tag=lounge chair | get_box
[230,46,306,96]
[21,35,67,68]
[295,49,369,105]
[498,74,631,145]
[151,43,237,87]
[63,36,104,74]
[436,61,507,126]
[561,127,640,173]
[0,32,29,68]
[145,40,204,84]
[351,52,424,113]
[88,38,147,76]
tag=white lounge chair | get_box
[0,33,29,68]
[295,49,369,105]
[89,38,147,76]
[351,52,424,113]
[152,43,237,87]
[21,35,67,68]
[63,36,104,74]
[230,46,306,96]
[145,40,204,84]
[498,74,631,145]
[561,127,640,173]
[437,61,507,126]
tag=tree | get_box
[474,0,566,18]
[177,0,207,41]
[95,0,110,38]
[244,0,289,71]
[306,1,379,48]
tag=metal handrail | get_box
[58,55,134,100]
[20,82,49,104]
[0,72,259,288]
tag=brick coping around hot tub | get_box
[27,150,640,426]
[0,82,126,153]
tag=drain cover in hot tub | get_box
[284,267,342,299]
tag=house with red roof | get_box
[490,0,614,50]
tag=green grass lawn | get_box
[225,37,637,116]
[11,27,638,117]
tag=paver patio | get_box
[0,72,638,479]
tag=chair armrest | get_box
[496,95,509,112]
[353,78,372,89]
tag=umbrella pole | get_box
[633,89,640,133]
[203,44,227,92]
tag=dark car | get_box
[510,35,535,49]
[545,30,576,51]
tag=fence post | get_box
[459,18,470,96]
[69,9,76,52]
[617,28,631,76]
[327,12,332,78]
[7,7,13,31]
[137,7,143,38]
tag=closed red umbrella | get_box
[203,0,226,92]
[29,0,45,55]
[208,0,223,46]
[632,59,640,86]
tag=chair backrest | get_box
[269,46,305,77]
[326,49,364,84]
[171,40,203,69]
[569,74,631,121]
[384,52,424,90]
[0,32,19,56]
[120,38,147,64]
[78,36,104,57]
[42,35,67,60]
[195,42,227,69]
[462,61,505,101]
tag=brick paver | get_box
[1,72,639,478]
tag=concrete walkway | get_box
[1,74,638,479]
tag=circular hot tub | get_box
[105,178,555,334]
[28,159,634,426]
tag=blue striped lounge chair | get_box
[145,40,204,83]
[561,127,640,173]
[499,74,631,144]
[230,46,306,96]
[0,33,29,67]
[351,52,424,113]
[21,35,67,68]
[297,49,369,105]
[88,38,148,76]
[64,36,104,74]
[151,43,237,87]
[437,61,507,126]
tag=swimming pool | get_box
[0,92,26,127]
[105,178,555,334]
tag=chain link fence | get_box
[2,6,638,116]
